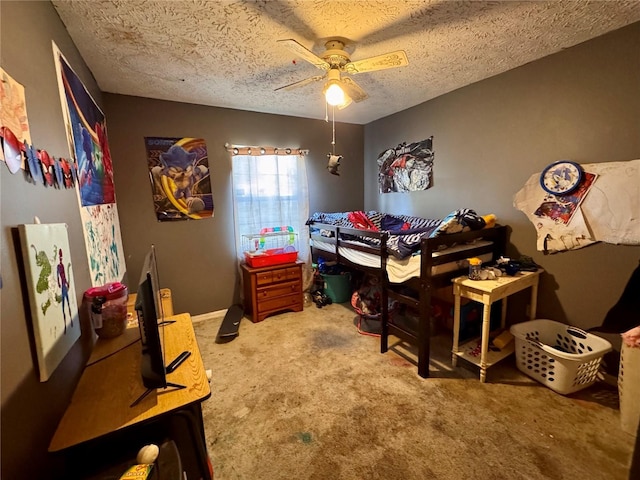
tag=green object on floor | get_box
[322,272,351,303]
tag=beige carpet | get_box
[193,303,634,480]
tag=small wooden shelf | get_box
[453,335,515,369]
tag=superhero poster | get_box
[534,172,598,225]
[144,137,214,221]
[53,45,114,206]
[53,43,126,286]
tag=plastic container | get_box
[243,227,298,268]
[322,272,351,303]
[84,282,129,339]
[510,319,612,395]
[468,257,482,280]
[244,248,297,268]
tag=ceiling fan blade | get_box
[337,96,353,110]
[277,39,330,71]
[356,2,509,46]
[343,51,409,75]
[274,74,325,92]
[340,77,368,103]
[248,0,319,45]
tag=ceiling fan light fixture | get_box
[324,81,345,106]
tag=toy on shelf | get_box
[242,226,299,268]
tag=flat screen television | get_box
[131,245,187,407]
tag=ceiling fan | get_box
[275,38,409,108]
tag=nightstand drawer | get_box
[257,293,302,313]
[269,266,301,283]
[256,271,274,285]
[257,281,301,300]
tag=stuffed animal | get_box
[327,154,342,175]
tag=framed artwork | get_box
[18,223,81,381]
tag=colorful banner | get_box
[144,137,214,221]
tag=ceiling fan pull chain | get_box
[332,105,336,155]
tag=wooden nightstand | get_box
[241,262,303,322]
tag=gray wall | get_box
[2,0,638,477]
[365,22,640,330]
[1,2,364,478]
[103,94,364,316]
[1,1,100,478]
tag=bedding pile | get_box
[307,209,488,259]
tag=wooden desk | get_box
[451,269,542,382]
[126,288,174,318]
[49,313,212,478]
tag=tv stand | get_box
[130,350,192,407]
[130,382,186,408]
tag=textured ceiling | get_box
[51,0,640,125]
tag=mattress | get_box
[312,239,494,284]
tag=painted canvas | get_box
[144,137,214,221]
[19,223,81,382]
[378,137,434,193]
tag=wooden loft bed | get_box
[309,219,507,378]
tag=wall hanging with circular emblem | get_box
[540,160,583,195]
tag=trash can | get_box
[321,272,351,303]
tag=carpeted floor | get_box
[193,303,634,480]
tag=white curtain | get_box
[231,153,311,287]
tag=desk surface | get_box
[49,313,211,452]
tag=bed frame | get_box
[309,223,507,378]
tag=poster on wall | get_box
[52,42,115,206]
[377,136,434,193]
[0,67,32,169]
[18,223,81,382]
[83,204,126,286]
[533,172,598,225]
[53,42,126,285]
[144,136,214,221]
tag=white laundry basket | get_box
[510,319,612,395]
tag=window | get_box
[231,153,309,268]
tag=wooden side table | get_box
[451,269,542,382]
[241,262,303,322]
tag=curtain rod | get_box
[224,143,308,156]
